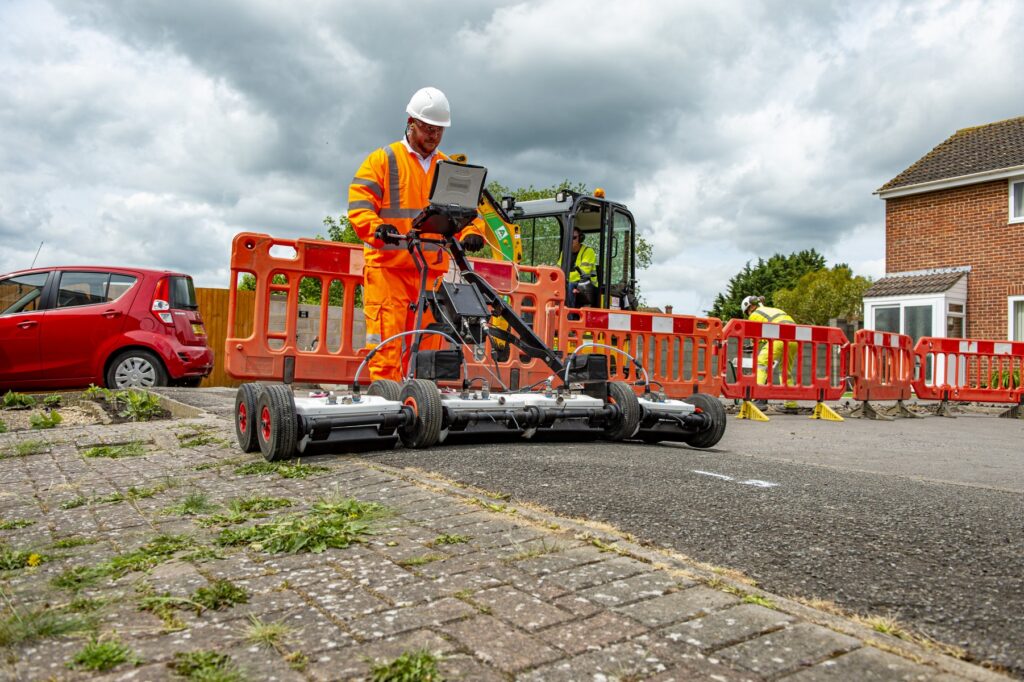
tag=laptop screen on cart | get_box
[429,160,487,209]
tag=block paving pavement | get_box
[0,388,1010,681]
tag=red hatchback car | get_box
[0,266,213,390]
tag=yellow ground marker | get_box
[811,402,844,421]
[737,400,769,421]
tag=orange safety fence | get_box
[556,309,723,398]
[849,330,914,402]
[911,337,1024,404]
[719,319,848,402]
[227,231,571,388]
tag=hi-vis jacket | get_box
[748,305,794,326]
[559,245,598,285]
[348,141,484,273]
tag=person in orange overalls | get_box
[348,87,485,382]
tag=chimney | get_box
[665,305,673,315]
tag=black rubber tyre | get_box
[683,393,727,449]
[367,379,401,402]
[398,379,442,449]
[604,381,640,441]
[234,383,261,453]
[106,349,168,389]
[256,384,298,461]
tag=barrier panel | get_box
[719,319,848,402]
[912,337,1024,405]
[555,309,723,398]
[227,232,569,388]
[849,330,914,402]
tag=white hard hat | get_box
[741,295,763,314]
[406,87,451,127]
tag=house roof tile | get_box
[863,271,965,298]
[878,116,1024,192]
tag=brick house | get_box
[864,116,1024,344]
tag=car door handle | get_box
[102,310,122,319]
[17,320,38,329]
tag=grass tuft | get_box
[191,579,249,612]
[68,635,139,671]
[81,441,146,458]
[3,439,48,458]
[245,614,290,648]
[429,534,469,546]
[164,491,217,516]
[0,604,93,647]
[234,459,329,479]
[369,649,443,682]
[169,650,244,681]
[0,519,34,530]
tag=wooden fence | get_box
[196,288,254,388]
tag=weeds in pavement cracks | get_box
[429,533,470,546]
[60,479,177,509]
[194,495,294,527]
[81,441,147,458]
[170,650,245,681]
[0,519,34,530]
[50,536,99,550]
[0,543,46,570]
[51,534,197,592]
[2,439,48,458]
[177,425,229,448]
[163,490,217,516]
[216,497,388,554]
[369,649,444,682]
[244,615,308,671]
[233,459,329,479]
[68,635,140,672]
[0,588,95,647]
[397,554,445,568]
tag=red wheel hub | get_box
[260,405,272,441]
[238,403,248,432]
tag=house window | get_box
[1011,178,1024,224]
[873,306,899,333]
[947,302,965,338]
[1010,297,1024,341]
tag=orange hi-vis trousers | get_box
[362,265,444,382]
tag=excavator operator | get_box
[348,86,486,381]
[558,227,598,307]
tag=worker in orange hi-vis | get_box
[348,87,486,382]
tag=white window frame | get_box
[1009,295,1024,341]
[1010,176,1024,224]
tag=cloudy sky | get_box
[2,0,1021,313]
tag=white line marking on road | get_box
[692,470,779,488]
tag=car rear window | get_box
[0,272,48,315]
[168,275,198,310]
[56,271,138,308]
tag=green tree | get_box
[707,249,827,320]
[774,265,872,325]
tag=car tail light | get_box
[152,277,173,324]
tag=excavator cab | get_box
[501,190,638,310]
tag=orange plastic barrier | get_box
[226,231,570,388]
[555,309,723,398]
[719,319,848,402]
[912,337,1024,404]
[849,330,913,402]
[227,232,368,383]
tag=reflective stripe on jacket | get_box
[348,140,483,272]
[748,306,794,325]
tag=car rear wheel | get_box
[106,349,168,389]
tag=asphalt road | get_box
[365,411,1024,676]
